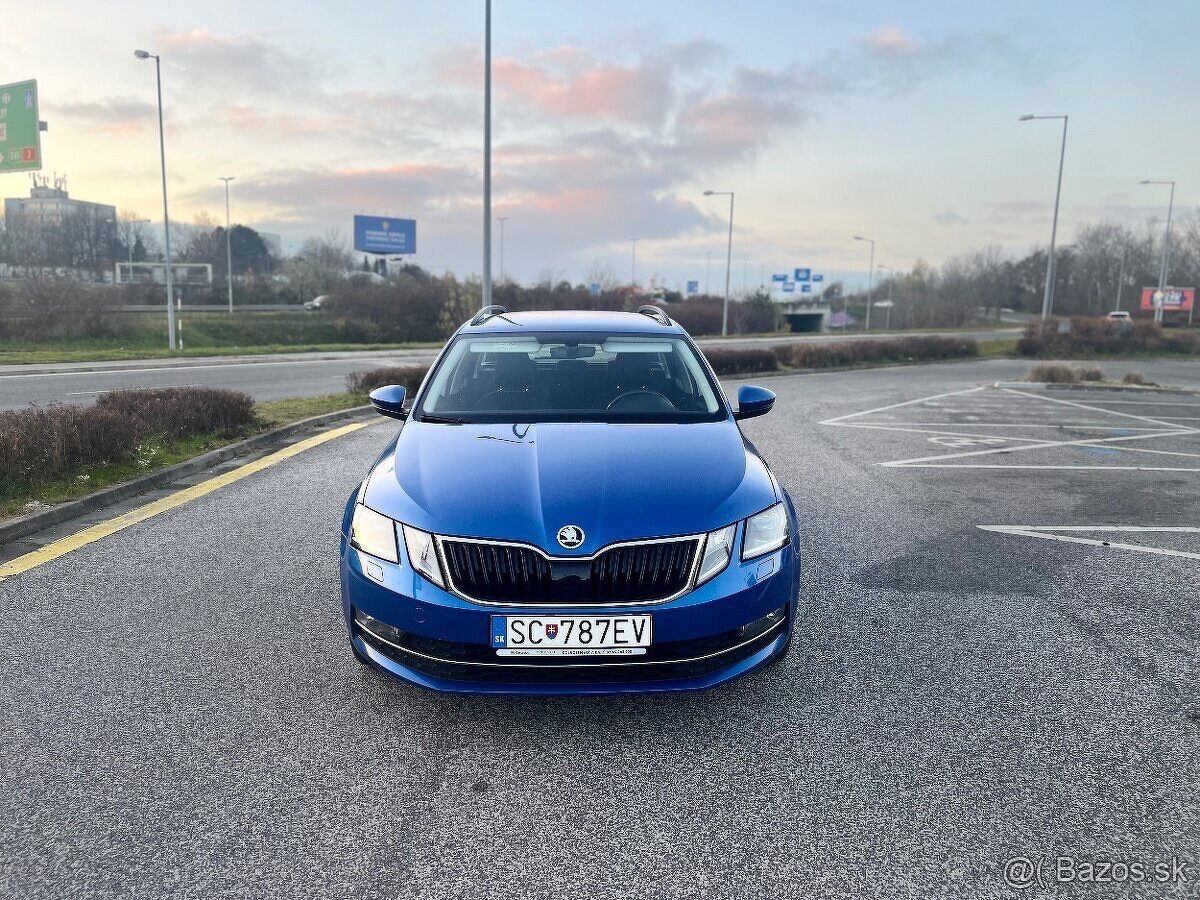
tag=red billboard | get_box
[1140,287,1194,312]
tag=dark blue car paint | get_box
[339,310,800,694]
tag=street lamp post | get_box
[1139,179,1177,324]
[704,190,735,336]
[135,49,176,350]
[877,263,894,329]
[853,235,875,330]
[1019,114,1069,319]
[482,0,493,307]
[496,216,509,282]
[630,238,639,291]
[219,176,235,313]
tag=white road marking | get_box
[881,430,1187,467]
[818,386,986,425]
[823,384,1199,472]
[999,388,1195,431]
[978,524,1200,561]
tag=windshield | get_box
[415,332,725,423]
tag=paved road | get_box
[0,328,1019,411]
[2,359,1197,898]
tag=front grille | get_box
[440,537,699,605]
[441,541,552,604]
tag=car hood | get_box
[362,421,777,554]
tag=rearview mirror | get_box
[734,385,775,420]
[369,385,408,420]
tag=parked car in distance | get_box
[303,295,329,311]
[339,305,801,694]
[1107,310,1131,320]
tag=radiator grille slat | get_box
[441,538,698,605]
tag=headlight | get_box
[695,523,736,587]
[350,504,399,563]
[402,524,445,587]
[742,502,788,560]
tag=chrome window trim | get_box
[355,615,785,670]
[433,532,706,608]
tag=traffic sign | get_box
[589,283,602,296]
[812,273,824,283]
[801,284,812,293]
[0,80,41,173]
[782,282,796,293]
[874,300,895,308]
[686,280,699,295]
[794,268,811,282]
[771,274,788,283]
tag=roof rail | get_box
[468,305,509,326]
[636,305,671,326]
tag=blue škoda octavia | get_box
[339,306,800,694]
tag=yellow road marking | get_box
[0,420,373,581]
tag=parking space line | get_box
[999,388,1197,432]
[818,386,985,425]
[881,430,1186,467]
[0,421,374,581]
[978,524,1200,561]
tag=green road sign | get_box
[0,79,42,173]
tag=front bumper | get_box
[339,529,800,695]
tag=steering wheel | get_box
[606,390,675,412]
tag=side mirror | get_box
[369,385,408,420]
[734,385,775,420]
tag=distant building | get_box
[3,175,116,226]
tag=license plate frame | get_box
[491,614,652,657]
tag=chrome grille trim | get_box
[434,533,706,608]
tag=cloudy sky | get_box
[4,1,1195,289]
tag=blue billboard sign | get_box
[812,273,824,283]
[589,283,602,296]
[782,282,796,293]
[686,280,699,295]
[353,215,417,255]
[794,268,811,282]
[801,284,813,293]
[771,273,788,283]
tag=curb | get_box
[993,381,1198,396]
[0,404,374,547]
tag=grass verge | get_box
[1,392,372,524]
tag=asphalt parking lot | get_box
[2,358,1198,899]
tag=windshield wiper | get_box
[417,414,470,425]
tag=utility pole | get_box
[219,176,235,313]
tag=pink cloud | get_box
[440,47,671,126]
[870,26,915,54]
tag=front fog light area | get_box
[402,524,446,587]
[350,504,399,563]
[742,502,788,561]
[740,606,787,639]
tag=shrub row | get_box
[0,387,257,499]
[345,366,431,395]
[774,336,979,369]
[1017,317,1199,357]
[702,348,780,375]
[1029,364,1104,384]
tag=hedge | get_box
[0,387,256,499]
[775,336,979,368]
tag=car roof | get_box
[459,309,687,335]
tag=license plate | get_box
[491,615,652,657]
